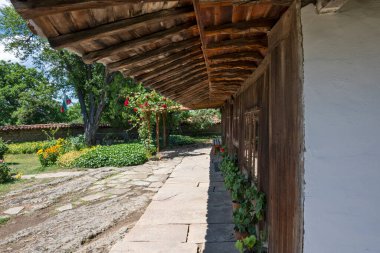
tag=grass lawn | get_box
[4,154,64,175]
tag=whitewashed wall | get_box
[302,1,380,253]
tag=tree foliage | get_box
[0,60,66,125]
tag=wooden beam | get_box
[198,0,292,7]
[136,55,205,83]
[208,51,263,64]
[210,69,253,76]
[107,37,201,72]
[206,37,267,51]
[49,7,195,49]
[317,0,349,14]
[127,45,202,77]
[192,0,212,101]
[83,22,198,63]
[210,77,245,82]
[154,69,208,93]
[204,19,275,36]
[150,66,207,90]
[162,74,208,96]
[11,0,180,19]
[209,61,258,70]
[144,63,205,88]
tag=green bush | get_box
[73,143,148,168]
[168,135,199,146]
[0,138,8,159]
[0,163,13,183]
[7,141,53,154]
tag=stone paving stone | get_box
[187,224,235,243]
[129,180,151,186]
[105,188,130,195]
[132,167,152,173]
[56,204,73,212]
[124,224,189,242]
[3,206,24,215]
[146,174,168,182]
[110,241,198,253]
[124,173,150,180]
[149,182,163,188]
[80,193,107,202]
[153,168,173,174]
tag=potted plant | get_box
[235,235,256,253]
[231,174,249,211]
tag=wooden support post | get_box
[162,111,167,148]
[156,112,160,153]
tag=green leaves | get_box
[235,235,257,253]
[73,143,148,168]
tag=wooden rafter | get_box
[10,0,182,19]
[153,69,208,92]
[136,55,205,83]
[210,69,253,76]
[206,37,267,51]
[317,0,349,13]
[108,37,201,72]
[162,74,209,96]
[49,7,195,49]
[126,45,202,77]
[149,66,207,89]
[204,19,275,36]
[83,22,198,63]
[208,51,263,64]
[192,0,213,99]
[209,61,258,70]
[147,65,207,89]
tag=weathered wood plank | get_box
[49,7,195,49]
[208,51,263,64]
[209,61,258,70]
[11,0,181,19]
[107,37,201,72]
[83,22,198,63]
[135,55,205,83]
[206,37,268,51]
[126,45,202,77]
[204,19,275,36]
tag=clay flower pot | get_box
[234,230,249,240]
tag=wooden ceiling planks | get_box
[11,0,290,109]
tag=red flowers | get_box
[133,108,138,112]
[220,148,225,153]
[162,104,167,109]
[124,97,129,107]
[66,98,72,105]
[60,107,64,113]
[144,101,149,107]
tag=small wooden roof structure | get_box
[11,0,297,109]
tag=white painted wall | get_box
[302,1,380,253]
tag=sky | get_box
[0,0,22,64]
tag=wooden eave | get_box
[11,0,292,109]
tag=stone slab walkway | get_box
[110,147,238,253]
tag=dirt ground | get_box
[0,149,194,253]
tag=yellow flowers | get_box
[37,144,61,167]
[15,172,23,179]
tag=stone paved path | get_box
[110,147,238,253]
[0,150,188,253]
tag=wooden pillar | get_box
[155,112,160,153]
[162,111,167,148]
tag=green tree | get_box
[0,6,129,145]
[0,60,65,125]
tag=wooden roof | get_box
[11,0,291,109]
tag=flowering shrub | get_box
[37,144,61,167]
[57,148,94,167]
[121,85,178,148]
[0,138,8,159]
[7,141,54,154]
